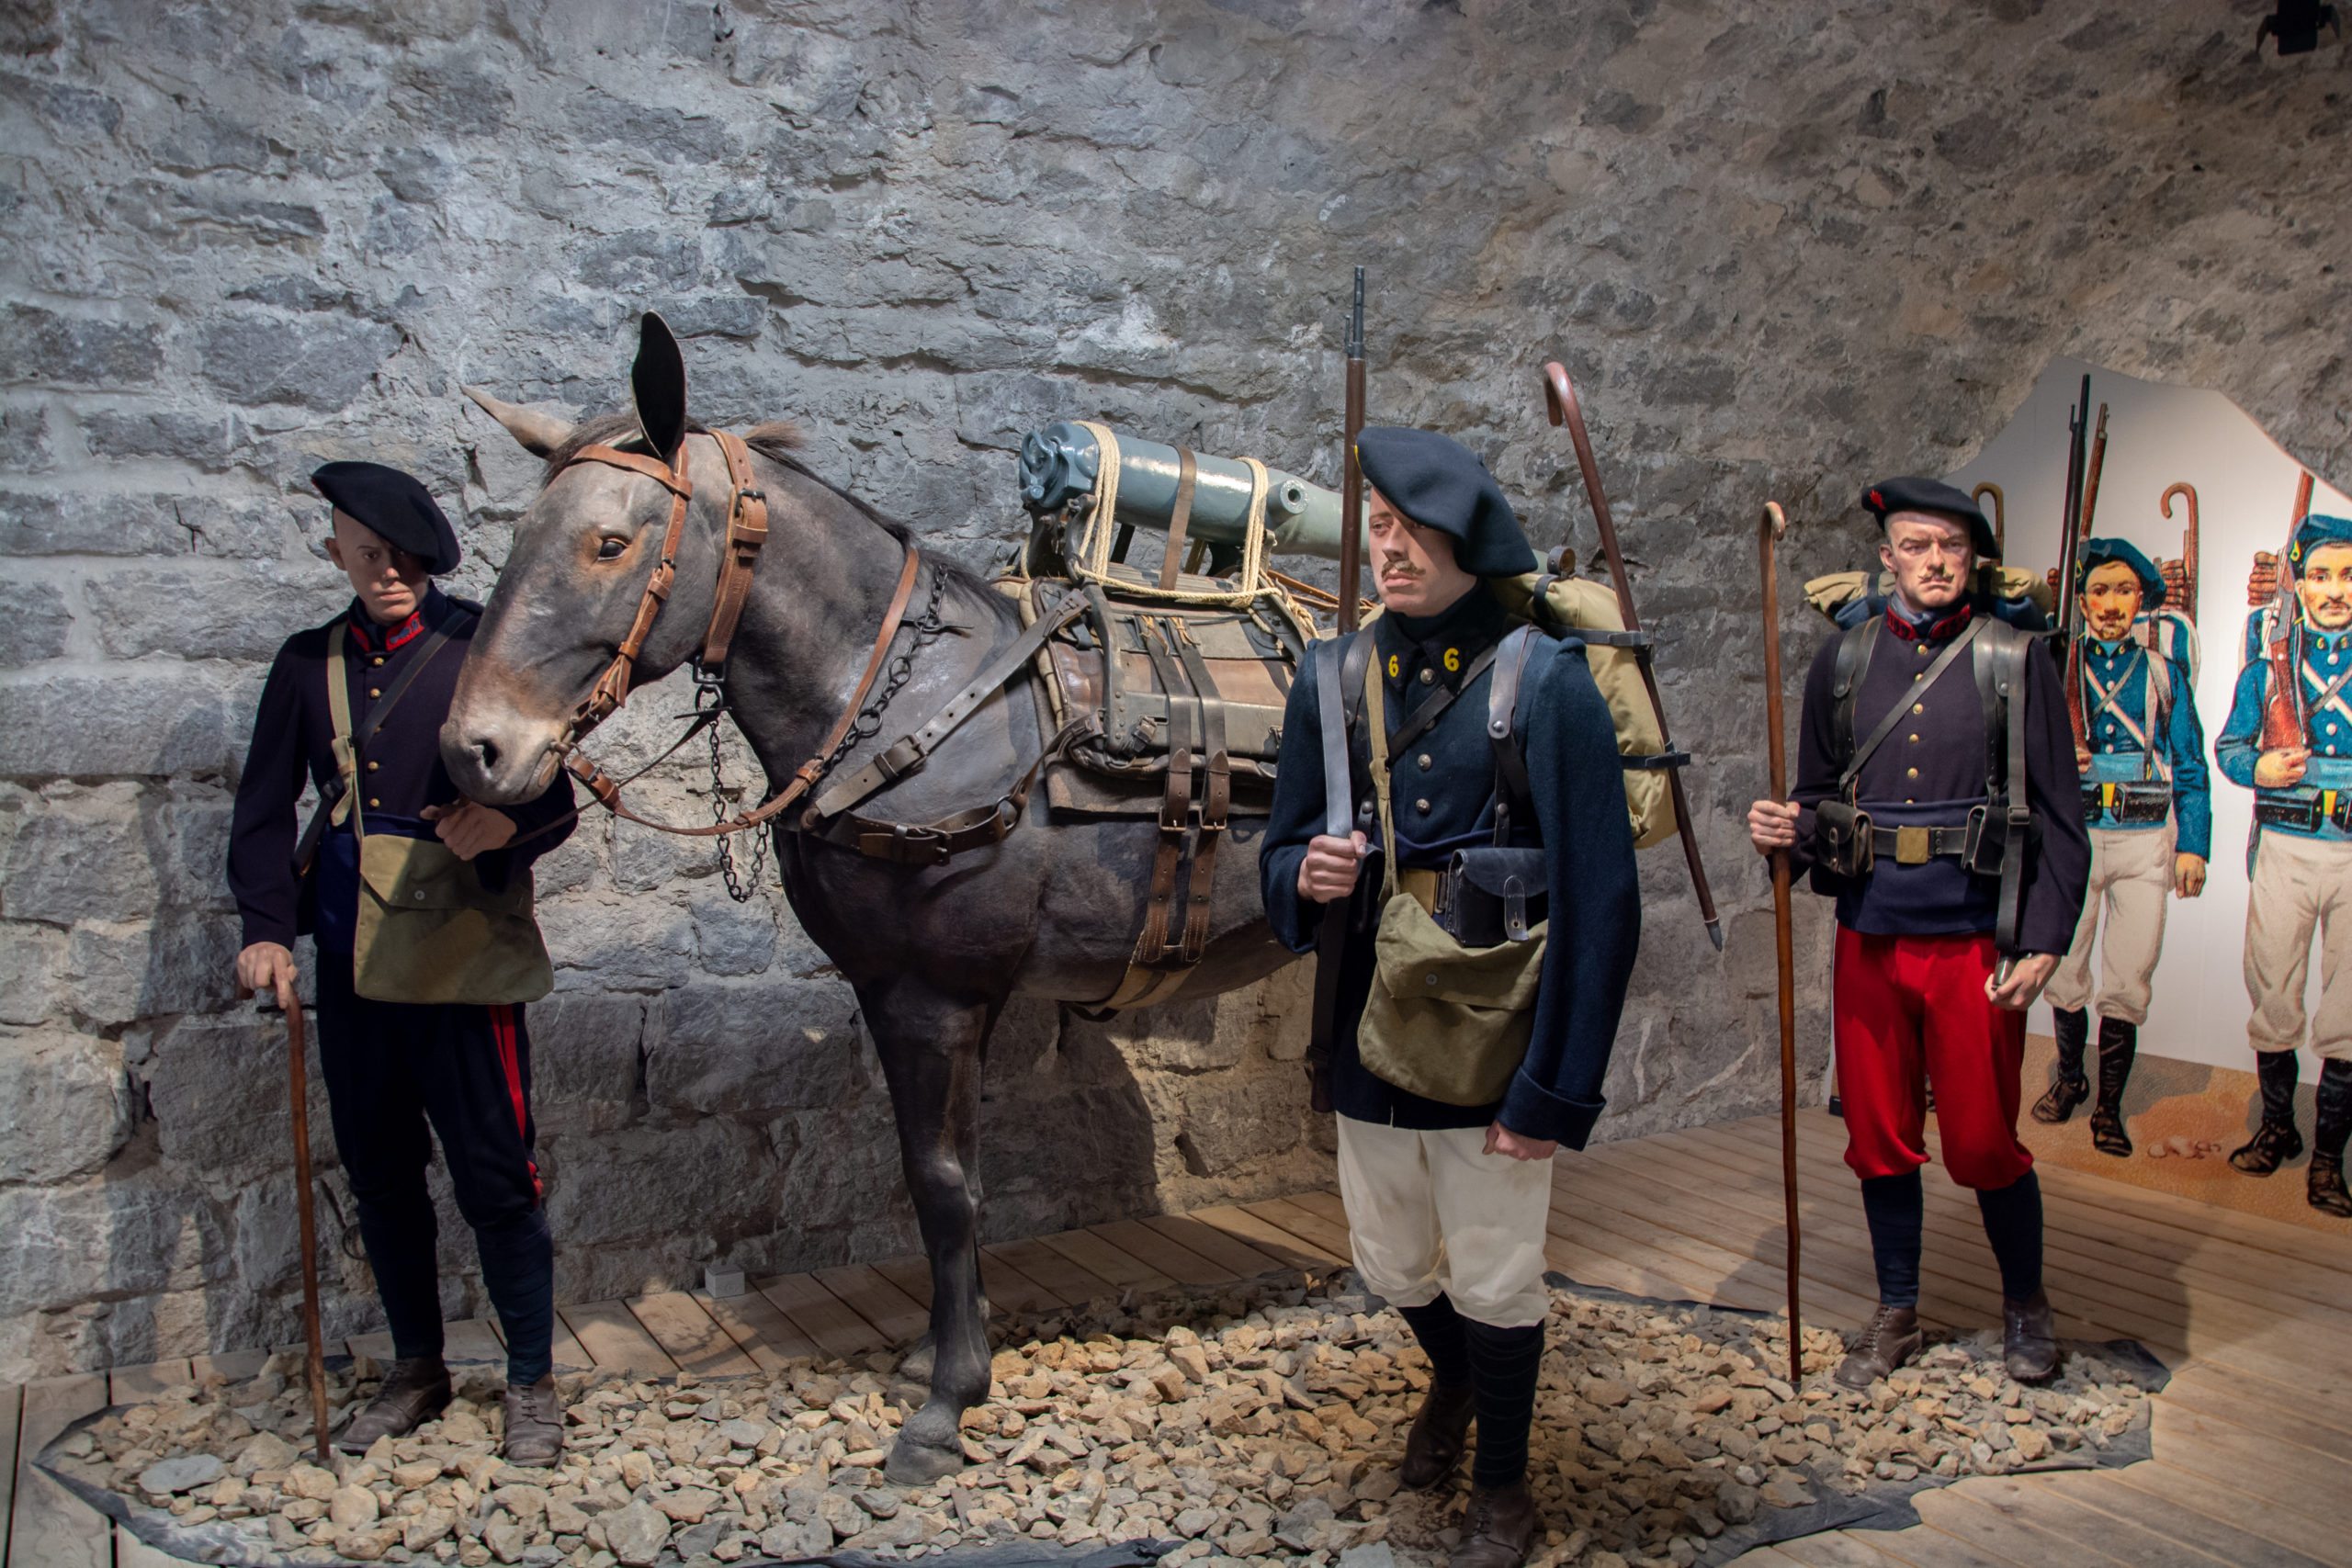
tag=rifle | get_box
[1307,269,1370,1114]
[2053,376,2093,748]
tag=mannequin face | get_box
[2082,559,2145,642]
[1878,511,1974,615]
[1369,487,1476,618]
[325,509,429,625]
[2298,543,2352,632]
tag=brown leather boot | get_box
[335,1355,451,1453]
[1451,1480,1536,1568]
[2003,1288,2060,1382]
[502,1374,564,1467]
[1834,1303,1922,1391]
[1398,1381,1476,1490]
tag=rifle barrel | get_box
[1339,266,1366,634]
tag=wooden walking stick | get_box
[1543,361,1723,950]
[244,979,334,1462]
[1759,500,1804,1387]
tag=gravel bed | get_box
[46,1269,2154,1568]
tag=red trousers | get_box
[1833,926,2034,1190]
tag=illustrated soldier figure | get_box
[2213,513,2352,1217]
[228,464,579,1461]
[1748,479,2091,1386]
[1262,429,1641,1568]
[2033,539,2210,1156]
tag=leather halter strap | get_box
[545,431,922,839]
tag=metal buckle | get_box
[1894,826,1931,864]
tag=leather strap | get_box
[565,440,695,737]
[1487,626,1540,840]
[298,615,469,868]
[1158,446,1199,592]
[1132,617,1195,965]
[1171,623,1229,964]
[1306,632,1363,1108]
[1384,644,1502,763]
[699,430,770,676]
[809,588,1085,823]
[1995,626,2031,954]
[820,716,1090,866]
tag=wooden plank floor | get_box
[4,1110,2346,1567]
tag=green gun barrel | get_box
[1018,422,1367,561]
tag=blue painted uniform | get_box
[2215,620,2352,849]
[2077,622,2211,860]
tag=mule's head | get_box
[443,313,729,804]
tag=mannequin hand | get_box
[2174,853,2207,898]
[1986,952,2058,1011]
[423,799,517,862]
[1485,1122,1557,1162]
[235,941,297,1013]
[1747,799,1799,854]
[1298,831,1369,903]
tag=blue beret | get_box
[2078,536,2165,608]
[1860,476,2000,560]
[2289,513,2352,575]
[1355,427,1537,578]
[311,461,460,575]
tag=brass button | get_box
[1917,644,1930,655]
[1415,798,1431,813]
[367,761,379,772]
[371,656,384,666]
[1905,768,1917,780]
[1907,734,1919,744]
[1419,669,1436,684]
[1418,753,1433,772]
[368,796,380,807]
[1912,703,1924,714]
[368,687,381,698]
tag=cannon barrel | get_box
[1019,422,1367,561]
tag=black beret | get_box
[1860,476,1999,560]
[1355,427,1537,578]
[311,460,460,574]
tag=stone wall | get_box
[2,0,2346,1379]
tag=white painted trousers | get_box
[2045,823,2175,1025]
[2245,830,2352,1062]
[1333,1114,1555,1329]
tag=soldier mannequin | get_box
[2213,513,2352,1216]
[1749,479,2090,1386]
[2033,541,2210,1156]
[1262,429,1641,1568]
[229,463,578,1461]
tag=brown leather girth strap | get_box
[1132,615,1196,964]
[1158,446,1199,593]
[700,430,769,676]
[1170,620,1230,964]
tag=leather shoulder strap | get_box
[1994,621,2032,954]
[1315,635,1357,840]
[1487,626,1541,837]
[1830,615,1881,774]
[1841,616,1984,795]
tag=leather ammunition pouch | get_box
[2256,795,2325,832]
[2084,780,2173,826]
[1437,846,1548,949]
[1814,799,1873,877]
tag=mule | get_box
[443,317,1294,1480]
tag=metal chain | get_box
[707,562,950,900]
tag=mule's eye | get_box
[595,537,628,560]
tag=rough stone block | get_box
[0,405,51,470]
[526,992,644,1134]
[0,664,254,776]
[197,314,402,410]
[0,919,65,1023]
[0,1027,131,1183]
[62,912,243,1024]
[1175,1068,1305,1179]
[543,1120,778,1247]
[539,897,693,992]
[0,784,157,923]
[147,1010,323,1171]
[231,1176,303,1298]
[648,977,862,1115]
[83,408,240,470]
[689,886,777,976]
[0,490,281,558]
[88,559,348,660]
[0,303,159,387]
[0,575,71,664]
[0,1169,192,1317]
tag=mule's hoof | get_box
[885,1432,964,1485]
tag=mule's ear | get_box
[463,386,575,457]
[631,311,688,460]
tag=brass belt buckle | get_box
[1894,825,1932,864]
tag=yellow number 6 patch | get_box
[1443,647,1461,672]
[1388,653,1400,679]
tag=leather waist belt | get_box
[1867,824,1972,864]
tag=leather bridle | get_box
[542,429,922,838]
